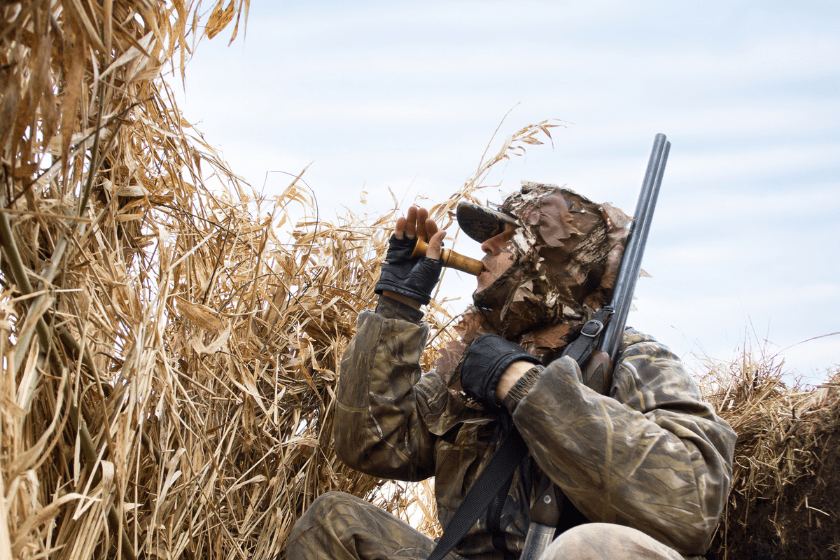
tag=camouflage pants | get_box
[287,492,687,560]
[287,492,463,560]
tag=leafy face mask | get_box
[471,182,631,356]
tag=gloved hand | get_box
[375,207,446,306]
[374,234,443,305]
[460,334,541,413]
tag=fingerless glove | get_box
[374,235,442,306]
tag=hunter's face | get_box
[476,224,517,292]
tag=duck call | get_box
[411,238,484,276]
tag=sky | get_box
[169,0,839,381]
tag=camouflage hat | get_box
[436,182,632,376]
[456,200,519,243]
[471,181,632,357]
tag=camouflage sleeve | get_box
[333,309,446,481]
[512,328,736,556]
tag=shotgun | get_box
[519,133,671,560]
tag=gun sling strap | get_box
[426,308,612,560]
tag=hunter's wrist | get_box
[501,365,545,413]
[375,294,425,323]
[380,290,423,309]
[494,359,541,401]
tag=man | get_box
[288,183,736,560]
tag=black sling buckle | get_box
[559,306,613,365]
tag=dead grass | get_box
[0,3,559,558]
[699,344,840,559]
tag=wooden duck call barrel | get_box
[411,238,484,276]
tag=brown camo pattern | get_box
[331,311,736,558]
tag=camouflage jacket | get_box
[334,300,736,558]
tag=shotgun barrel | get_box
[520,133,671,560]
[600,133,671,367]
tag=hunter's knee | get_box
[293,491,352,530]
[540,524,608,560]
[540,523,683,560]
[287,492,349,559]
